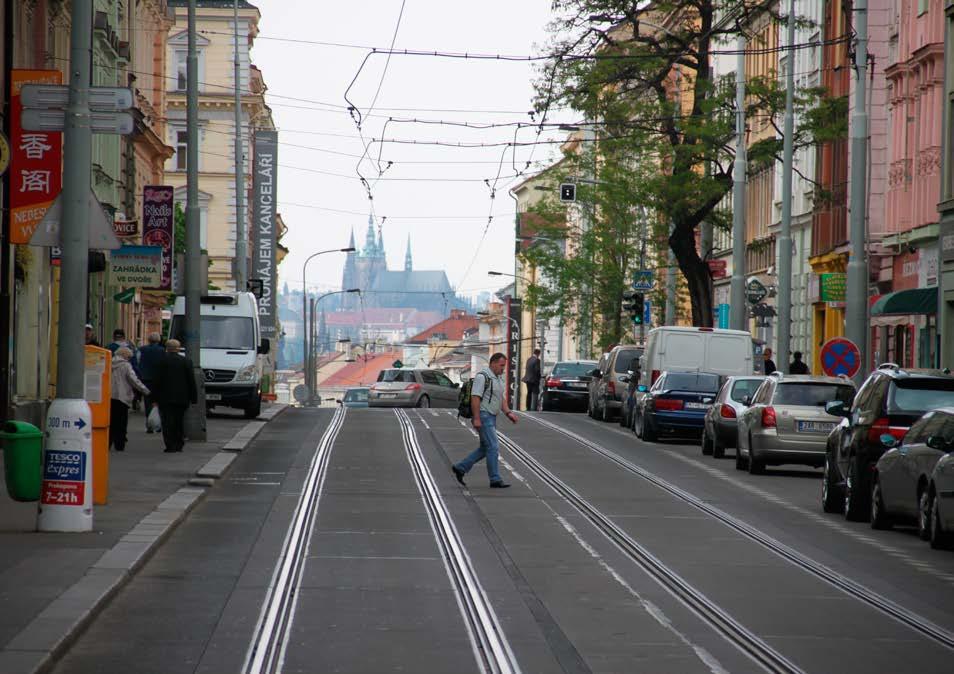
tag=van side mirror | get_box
[824,400,847,417]
[258,338,270,355]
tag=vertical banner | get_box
[142,186,174,290]
[506,297,522,409]
[10,70,63,245]
[253,130,278,337]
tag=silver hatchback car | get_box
[368,368,460,408]
[737,373,856,474]
[702,376,766,458]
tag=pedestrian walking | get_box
[151,338,197,453]
[137,332,165,432]
[763,348,777,376]
[84,323,100,347]
[452,352,517,488]
[109,347,150,452]
[789,351,810,375]
[522,348,542,411]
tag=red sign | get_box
[41,480,85,506]
[142,185,174,290]
[707,259,727,279]
[820,337,861,379]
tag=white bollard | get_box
[37,398,94,532]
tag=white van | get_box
[638,327,754,390]
[170,292,270,418]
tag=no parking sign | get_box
[820,338,861,379]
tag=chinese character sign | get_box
[10,70,63,245]
[142,186,174,290]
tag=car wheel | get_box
[930,491,954,550]
[541,399,551,412]
[747,436,765,475]
[822,456,842,513]
[712,432,725,460]
[601,399,613,422]
[843,457,870,522]
[642,415,657,442]
[735,439,748,471]
[918,489,932,541]
[701,428,713,456]
[619,405,629,427]
[870,476,892,530]
[417,395,430,409]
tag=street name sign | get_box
[21,109,134,135]
[20,84,134,111]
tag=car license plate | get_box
[568,382,587,388]
[685,402,708,410]
[206,393,222,401]
[797,420,834,433]
[380,393,397,399]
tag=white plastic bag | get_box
[147,405,162,432]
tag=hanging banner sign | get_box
[506,297,522,409]
[109,245,162,287]
[253,130,278,337]
[142,185,174,290]
[10,70,63,245]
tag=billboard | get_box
[142,186,174,290]
[10,70,63,245]
[253,130,278,337]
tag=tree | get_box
[535,1,839,326]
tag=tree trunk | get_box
[669,227,714,327]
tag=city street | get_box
[49,407,954,674]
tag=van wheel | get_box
[243,395,262,419]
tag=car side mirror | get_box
[590,369,602,378]
[637,384,648,393]
[620,375,630,384]
[258,338,270,355]
[927,435,947,451]
[881,434,900,449]
[335,399,342,404]
[452,382,460,389]
[824,400,847,417]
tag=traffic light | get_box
[623,291,644,324]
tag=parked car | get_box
[633,371,722,442]
[871,408,954,536]
[339,387,369,408]
[588,345,642,422]
[541,360,598,411]
[368,369,460,408]
[637,327,755,392]
[927,450,954,549]
[823,365,954,520]
[737,373,855,475]
[701,376,766,458]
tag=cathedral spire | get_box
[377,223,385,259]
[348,228,356,251]
[364,215,376,256]
[404,234,412,272]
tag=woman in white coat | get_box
[110,346,150,451]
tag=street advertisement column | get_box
[142,186,174,290]
[507,298,522,409]
[253,130,278,338]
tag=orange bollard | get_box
[84,346,111,505]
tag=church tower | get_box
[341,229,359,310]
[404,235,413,272]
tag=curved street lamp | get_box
[305,287,360,405]
[301,247,354,398]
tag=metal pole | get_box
[846,0,869,381]
[184,0,207,439]
[666,221,676,325]
[302,288,309,400]
[309,297,316,404]
[639,209,647,342]
[777,0,796,373]
[232,0,247,290]
[730,36,748,331]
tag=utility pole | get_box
[730,36,748,331]
[232,0,247,290]
[777,0,796,373]
[845,0,870,381]
[665,221,676,325]
[184,0,207,439]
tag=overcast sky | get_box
[249,0,567,299]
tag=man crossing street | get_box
[523,348,542,411]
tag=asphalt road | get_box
[51,408,954,673]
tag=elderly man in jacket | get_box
[152,339,198,453]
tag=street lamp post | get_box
[306,288,360,404]
[301,247,354,400]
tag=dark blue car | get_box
[634,371,722,442]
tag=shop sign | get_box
[142,186,174,290]
[819,273,846,302]
[109,245,162,287]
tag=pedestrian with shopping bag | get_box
[151,339,197,453]
[137,332,166,432]
[110,347,150,452]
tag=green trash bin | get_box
[0,420,44,502]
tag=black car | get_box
[823,364,954,520]
[541,360,598,411]
[633,371,722,442]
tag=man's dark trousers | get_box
[526,383,539,411]
[159,404,187,452]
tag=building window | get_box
[174,129,187,170]
[917,0,928,15]
[175,50,187,91]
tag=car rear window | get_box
[614,349,642,373]
[552,362,597,377]
[343,389,368,402]
[377,369,416,383]
[730,378,763,403]
[664,373,721,392]
[773,383,854,406]
[889,379,954,413]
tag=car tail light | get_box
[546,377,561,388]
[607,381,616,395]
[654,398,684,411]
[867,418,907,444]
[761,406,777,428]
[720,404,737,419]
[651,370,661,385]
[404,383,421,391]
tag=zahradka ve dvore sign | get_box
[253,130,277,337]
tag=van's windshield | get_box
[170,315,255,350]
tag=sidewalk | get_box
[0,402,287,674]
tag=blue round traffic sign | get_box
[820,338,861,378]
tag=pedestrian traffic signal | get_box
[622,291,644,324]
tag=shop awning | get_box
[870,287,937,316]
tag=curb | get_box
[0,403,289,674]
